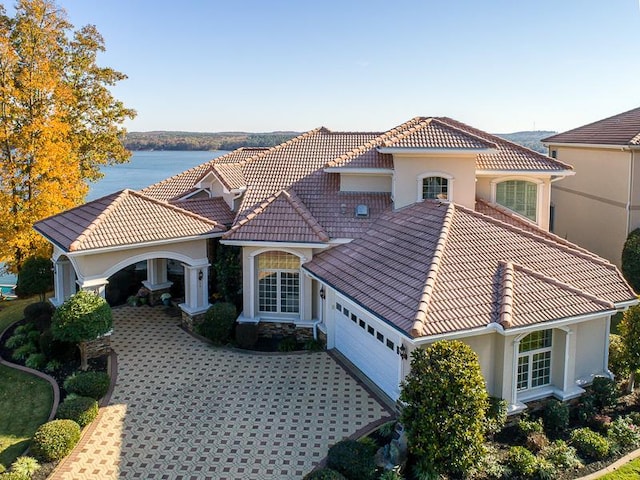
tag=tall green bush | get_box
[622,228,640,292]
[400,340,488,477]
[619,304,640,392]
[15,256,53,302]
[197,302,237,344]
[609,333,630,379]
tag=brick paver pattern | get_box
[51,306,390,479]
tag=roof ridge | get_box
[223,192,282,238]
[498,261,515,329]
[281,190,330,242]
[70,189,131,251]
[325,117,425,168]
[381,117,434,147]
[410,202,455,337]
[457,202,619,272]
[427,118,498,149]
[127,190,223,227]
[474,198,598,257]
[512,262,615,310]
[437,116,574,171]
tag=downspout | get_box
[627,149,635,236]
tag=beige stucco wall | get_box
[550,146,631,266]
[476,175,552,230]
[392,154,476,209]
[70,239,209,280]
[340,174,392,193]
[240,245,314,321]
[574,316,609,383]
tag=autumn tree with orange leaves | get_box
[0,0,135,271]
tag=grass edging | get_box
[577,447,640,479]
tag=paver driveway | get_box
[52,306,391,479]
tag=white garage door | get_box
[334,302,400,400]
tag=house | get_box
[543,107,640,267]
[34,116,637,414]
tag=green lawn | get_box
[598,457,640,479]
[0,295,53,469]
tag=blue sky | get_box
[42,1,640,133]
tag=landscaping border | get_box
[577,447,640,479]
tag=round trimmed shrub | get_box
[570,427,611,460]
[24,301,54,323]
[197,302,237,344]
[31,419,81,461]
[10,456,40,478]
[56,396,99,427]
[543,399,570,436]
[506,446,538,478]
[64,371,110,400]
[326,439,377,480]
[52,290,112,343]
[303,468,348,480]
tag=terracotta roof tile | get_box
[383,118,497,149]
[170,197,235,225]
[543,107,640,145]
[34,190,224,252]
[224,190,329,243]
[303,200,634,338]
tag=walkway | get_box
[51,307,391,479]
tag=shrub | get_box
[591,376,618,410]
[14,323,35,335]
[10,456,40,478]
[304,338,324,351]
[608,416,640,453]
[609,333,630,379]
[589,414,613,434]
[64,371,110,400]
[628,411,640,426]
[197,302,237,344]
[378,471,403,480]
[25,352,47,369]
[535,457,557,480]
[574,394,597,424]
[517,417,544,438]
[474,445,509,480]
[52,291,112,343]
[622,228,640,292]
[5,333,28,349]
[484,396,508,436]
[12,342,37,361]
[45,359,62,372]
[543,399,570,436]
[23,301,54,323]
[303,469,348,480]
[277,336,298,352]
[27,330,41,343]
[2,472,30,480]
[525,431,549,453]
[570,428,611,460]
[400,340,488,477]
[619,305,640,391]
[506,446,538,478]
[326,439,377,480]
[235,322,259,349]
[15,256,53,302]
[31,419,81,461]
[542,440,582,471]
[56,396,99,428]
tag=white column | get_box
[180,263,211,315]
[76,278,109,298]
[52,259,77,306]
[511,338,521,409]
[142,258,172,291]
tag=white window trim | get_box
[416,171,455,202]
[517,331,553,392]
[490,176,544,225]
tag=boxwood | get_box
[31,420,81,461]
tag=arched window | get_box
[496,180,538,221]
[422,176,449,200]
[517,330,552,391]
[257,251,300,314]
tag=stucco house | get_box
[544,107,640,267]
[34,116,637,414]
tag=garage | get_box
[333,299,402,400]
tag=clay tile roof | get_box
[543,107,640,145]
[34,189,224,252]
[224,189,329,243]
[211,163,246,191]
[170,197,235,225]
[303,200,634,338]
[382,117,497,149]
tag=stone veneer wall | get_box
[82,334,112,360]
[181,311,207,331]
[257,322,314,342]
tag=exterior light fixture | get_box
[398,344,408,360]
[198,270,203,281]
[319,287,326,300]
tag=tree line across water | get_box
[124,131,300,151]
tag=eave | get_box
[475,169,575,177]
[377,147,499,156]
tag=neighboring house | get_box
[543,107,640,267]
[34,116,637,414]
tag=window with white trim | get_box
[257,251,300,314]
[517,330,552,391]
[422,176,449,200]
[496,180,538,221]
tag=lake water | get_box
[0,150,226,287]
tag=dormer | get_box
[187,164,247,211]
[378,118,498,209]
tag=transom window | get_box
[422,176,449,200]
[257,251,300,314]
[496,180,538,221]
[517,330,552,391]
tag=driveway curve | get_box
[51,306,391,479]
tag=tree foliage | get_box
[14,256,52,301]
[0,0,135,271]
[400,340,488,477]
[52,290,112,343]
[622,228,640,293]
[619,304,640,391]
